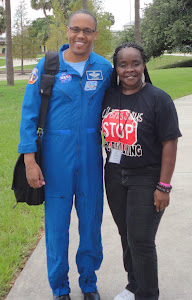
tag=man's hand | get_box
[154,189,170,212]
[24,153,45,188]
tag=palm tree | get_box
[5,0,14,86]
[135,0,141,45]
[31,0,52,34]
[30,0,52,18]
[83,0,88,10]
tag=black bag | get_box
[12,52,59,206]
[12,137,44,205]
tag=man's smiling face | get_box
[67,13,97,62]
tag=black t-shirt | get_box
[102,83,182,169]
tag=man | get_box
[19,10,112,300]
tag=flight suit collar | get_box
[58,43,96,72]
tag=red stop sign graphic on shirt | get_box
[102,109,138,146]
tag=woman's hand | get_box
[24,153,45,188]
[154,189,170,212]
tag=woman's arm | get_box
[154,139,178,212]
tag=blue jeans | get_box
[105,163,164,300]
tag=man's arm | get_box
[24,153,45,188]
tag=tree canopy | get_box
[141,0,192,58]
[32,0,115,57]
[0,6,6,34]
[30,0,52,18]
[12,2,40,74]
[29,16,54,45]
[116,0,192,59]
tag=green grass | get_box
[13,65,36,70]
[1,65,37,71]
[0,59,6,67]
[37,54,45,58]
[0,81,44,299]
[147,67,192,100]
[147,55,192,70]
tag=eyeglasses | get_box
[68,26,96,36]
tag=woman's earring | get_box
[142,73,145,83]
[117,75,120,86]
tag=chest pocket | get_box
[52,72,81,101]
[45,73,81,129]
[84,79,109,129]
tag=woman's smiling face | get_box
[116,47,145,93]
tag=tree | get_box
[5,0,14,86]
[30,0,52,18]
[135,0,141,45]
[28,16,54,45]
[31,0,52,36]
[119,27,135,45]
[94,12,113,56]
[141,0,192,58]
[0,6,6,34]
[45,0,68,51]
[103,12,115,29]
[83,0,88,9]
[12,1,39,74]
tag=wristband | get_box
[156,182,172,193]
[160,182,171,187]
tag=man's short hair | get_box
[69,9,97,31]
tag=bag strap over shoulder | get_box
[38,51,59,131]
[44,51,60,76]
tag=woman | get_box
[102,42,181,300]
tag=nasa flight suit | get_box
[19,44,112,296]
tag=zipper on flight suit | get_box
[89,79,106,104]
[77,64,91,164]
[54,86,72,101]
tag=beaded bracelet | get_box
[156,182,172,193]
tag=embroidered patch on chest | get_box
[28,68,38,84]
[59,72,72,83]
[86,70,103,80]
[84,81,98,91]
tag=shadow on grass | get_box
[160,59,192,69]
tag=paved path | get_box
[0,59,38,81]
[5,95,192,300]
[0,59,38,69]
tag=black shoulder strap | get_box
[44,51,60,76]
[38,52,59,131]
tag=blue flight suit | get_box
[19,44,112,296]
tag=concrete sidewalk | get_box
[5,95,192,300]
[0,73,31,81]
[0,59,38,69]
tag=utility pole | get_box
[5,0,14,86]
[135,0,141,45]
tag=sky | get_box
[8,0,153,31]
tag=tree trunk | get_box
[43,7,50,36]
[135,0,141,45]
[21,45,24,75]
[83,0,88,10]
[5,0,14,85]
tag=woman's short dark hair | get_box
[111,42,151,87]
[69,9,97,31]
